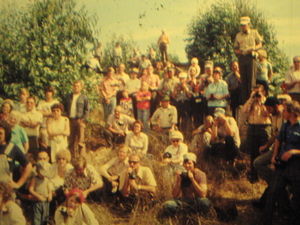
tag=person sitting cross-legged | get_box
[158,153,211,220]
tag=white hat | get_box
[183,153,197,163]
[178,72,188,79]
[214,107,225,117]
[240,16,250,25]
[169,130,184,141]
[36,161,54,178]
[205,60,214,68]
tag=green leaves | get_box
[0,0,96,100]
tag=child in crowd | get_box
[136,82,152,131]
[256,49,273,95]
[29,161,53,225]
[119,90,134,117]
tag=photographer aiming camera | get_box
[159,153,211,218]
[242,85,271,183]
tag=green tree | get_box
[185,0,289,77]
[0,0,97,99]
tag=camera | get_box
[180,171,191,187]
[163,152,172,159]
[252,92,261,98]
[128,172,137,180]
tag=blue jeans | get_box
[102,97,117,120]
[161,197,211,217]
[33,201,49,225]
[137,109,150,132]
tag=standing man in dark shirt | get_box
[65,80,89,156]
[234,16,262,104]
[263,101,300,225]
[0,121,32,189]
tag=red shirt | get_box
[136,91,151,110]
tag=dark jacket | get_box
[65,93,89,120]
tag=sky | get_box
[77,0,300,63]
[4,0,300,63]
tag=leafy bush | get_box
[0,0,97,100]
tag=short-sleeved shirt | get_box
[234,29,262,53]
[125,78,141,95]
[100,157,128,179]
[225,72,241,91]
[118,165,157,191]
[100,77,120,99]
[205,80,229,107]
[10,125,28,153]
[141,74,160,90]
[159,77,179,96]
[125,131,148,155]
[64,164,103,191]
[21,109,43,136]
[151,105,178,128]
[164,142,188,165]
[182,168,207,199]
[285,69,300,94]
[136,91,151,110]
[277,120,300,156]
[107,114,135,134]
[256,61,272,82]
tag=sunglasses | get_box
[129,160,139,164]
[213,70,221,73]
[172,139,180,143]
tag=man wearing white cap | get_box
[159,152,211,219]
[234,16,262,104]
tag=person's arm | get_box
[83,166,103,198]
[63,117,70,136]
[82,204,100,225]
[99,158,117,180]
[47,181,53,202]
[28,178,46,201]
[271,139,280,164]
[172,172,182,198]
[210,123,218,143]
[10,162,32,189]
[188,171,207,198]
[121,169,131,197]
[142,134,149,155]
[281,149,300,162]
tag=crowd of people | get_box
[0,16,300,225]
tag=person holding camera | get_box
[159,153,211,219]
[242,85,271,183]
[204,108,240,163]
[262,101,300,225]
[118,154,157,212]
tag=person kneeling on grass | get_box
[158,153,211,219]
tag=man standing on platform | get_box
[234,16,262,104]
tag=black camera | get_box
[180,171,191,187]
[252,92,261,98]
[128,172,137,180]
[163,152,172,159]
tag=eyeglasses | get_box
[129,160,139,164]
[57,157,66,160]
[172,139,180,143]
[213,70,221,73]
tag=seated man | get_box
[118,153,157,212]
[150,95,177,132]
[104,106,135,147]
[99,145,129,193]
[64,155,103,201]
[205,108,240,163]
[191,115,214,153]
[159,153,211,219]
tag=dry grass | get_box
[82,110,285,225]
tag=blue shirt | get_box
[205,80,229,107]
[277,120,300,155]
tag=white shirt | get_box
[70,94,80,118]
[21,109,43,136]
[125,131,149,155]
[164,142,188,165]
[151,105,178,128]
[285,69,300,93]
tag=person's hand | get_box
[281,151,293,162]
[127,167,133,174]
[162,158,171,164]
[271,155,277,165]
[47,196,52,202]
[187,171,194,180]
[259,145,268,153]
[8,180,20,189]
[82,190,89,198]
[112,181,118,188]
[129,179,138,190]
[110,175,119,182]
[39,196,47,202]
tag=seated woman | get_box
[0,182,26,225]
[163,130,188,167]
[46,103,70,162]
[125,120,148,156]
[99,145,129,193]
[54,188,99,225]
